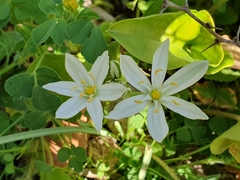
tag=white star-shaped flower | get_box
[105,39,209,142]
[43,51,126,132]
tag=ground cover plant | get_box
[0,0,240,179]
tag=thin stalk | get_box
[152,154,180,180]
[203,109,240,121]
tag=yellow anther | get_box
[71,86,78,90]
[138,80,144,84]
[154,68,162,75]
[88,97,93,103]
[153,108,159,113]
[172,100,180,106]
[85,85,96,95]
[89,73,95,80]
[80,79,86,85]
[134,100,143,104]
[170,82,178,87]
[150,90,161,100]
[79,92,84,98]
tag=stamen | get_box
[88,97,93,103]
[89,73,95,80]
[154,68,162,75]
[170,82,178,87]
[150,90,161,100]
[79,92,84,98]
[80,79,86,85]
[172,100,180,106]
[85,86,96,95]
[153,108,159,113]
[138,80,144,84]
[134,100,143,104]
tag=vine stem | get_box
[152,154,180,180]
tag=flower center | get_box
[85,85,96,95]
[150,89,161,100]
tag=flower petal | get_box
[161,95,208,119]
[43,81,80,97]
[151,39,169,89]
[65,53,91,84]
[120,55,151,94]
[56,97,88,119]
[147,104,169,142]
[87,98,103,132]
[162,61,209,95]
[98,83,126,101]
[105,95,149,120]
[90,51,109,87]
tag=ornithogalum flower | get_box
[43,51,126,132]
[105,39,209,142]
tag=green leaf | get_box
[5,73,34,99]
[190,126,206,142]
[5,162,15,174]
[65,19,93,44]
[132,147,142,160]
[68,157,84,172]
[22,112,46,130]
[209,117,233,135]
[21,38,38,57]
[77,8,100,20]
[36,66,61,86]
[0,14,10,28]
[108,10,224,71]
[34,160,53,172]
[3,153,14,163]
[212,0,226,13]
[210,121,240,154]
[31,19,57,46]
[131,114,144,128]
[32,85,61,111]
[81,26,108,63]
[39,0,61,17]
[0,1,10,20]
[71,145,87,162]
[40,169,71,180]
[0,112,10,133]
[214,87,237,108]
[27,54,70,81]
[184,118,199,127]
[14,5,31,20]
[51,20,68,45]
[58,147,71,162]
[142,0,163,16]
[176,128,191,142]
[205,68,239,83]
[0,32,24,60]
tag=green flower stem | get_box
[0,147,26,153]
[152,154,180,180]
[26,140,39,179]
[0,126,98,145]
[165,144,210,164]
[203,109,240,121]
[0,61,18,76]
